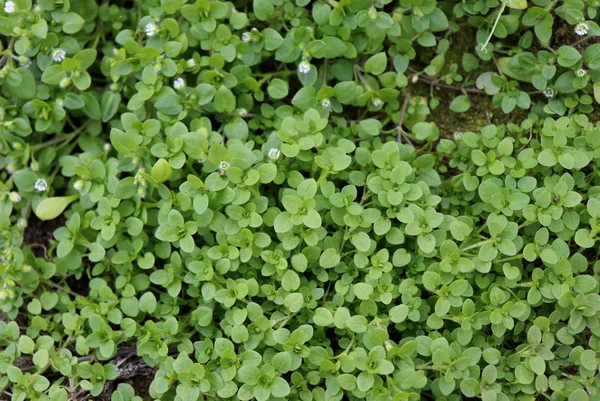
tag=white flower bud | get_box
[174,77,185,90]
[59,77,71,88]
[575,22,589,36]
[8,192,21,203]
[34,178,48,192]
[51,48,66,62]
[4,1,15,13]
[73,180,85,191]
[145,23,158,37]
[17,218,27,229]
[298,61,311,74]
[268,148,281,161]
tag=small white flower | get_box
[298,60,311,74]
[371,97,383,107]
[103,143,112,153]
[137,186,146,199]
[575,22,589,36]
[5,163,15,174]
[237,108,248,117]
[73,180,85,191]
[173,77,185,90]
[576,68,587,77]
[186,58,196,68]
[453,131,463,141]
[219,161,230,171]
[51,48,66,62]
[268,148,281,161]
[4,1,15,13]
[321,98,331,109]
[34,178,48,192]
[242,32,252,43]
[543,88,554,98]
[145,23,158,37]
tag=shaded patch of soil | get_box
[23,214,65,258]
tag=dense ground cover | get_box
[1,0,600,400]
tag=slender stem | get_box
[354,65,369,87]
[571,36,592,48]
[397,87,412,144]
[31,134,74,151]
[461,238,494,252]
[495,254,523,263]
[479,2,506,53]
[0,37,16,67]
[418,76,486,94]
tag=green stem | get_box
[461,238,494,252]
[495,254,523,263]
[478,1,506,53]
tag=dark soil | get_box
[23,214,65,258]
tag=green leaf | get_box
[101,92,121,122]
[61,12,86,34]
[18,336,35,354]
[214,86,236,113]
[346,315,368,333]
[267,79,289,99]
[389,304,409,323]
[450,95,471,113]
[281,270,300,291]
[506,0,527,8]
[364,52,387,75]
[151,158,173,183]
[320,248,340,268]
[557,46,581,67]
[284,293,303,312]
[313,307,334,326]
[253,0,275,21]
[35,195,79,221]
